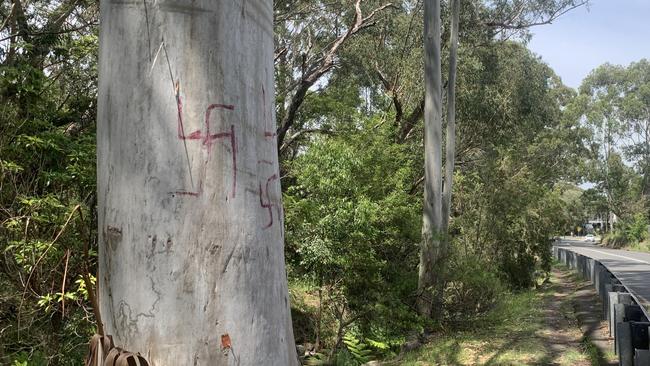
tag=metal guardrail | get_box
[554,245,650,366]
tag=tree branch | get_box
[485,1,588,30]
[276,0,394,150]
[279,128,335,153]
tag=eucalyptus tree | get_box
[450,42,585,287]
[97,1,297,364]
[417,0,460,320]
[579,60,650,225]
[273,0,395,156]
[416,0,590,320]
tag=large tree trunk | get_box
[442,0,459,234]
[417,0,443,319]
[418,0,460,321]
[436,0,460,319]
[96,1,298,365]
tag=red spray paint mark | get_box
[202,104,238,198]
[172,94,237,198]
[203,104,235,154]
[258,174,278,229]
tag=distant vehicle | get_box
[585,234,595,242]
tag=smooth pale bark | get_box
[418,0,461,320]
[417,0,443,319]
[435,0,460,319]
[97,1,298,365]
[442,0,459,229]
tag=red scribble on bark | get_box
[173,95,237,198]
[259,174,278,229]
[203,103,235,154]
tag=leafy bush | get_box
[445,255,506,320]
[602,230,630,248]
[285,119,422,346]
[603,214,649,248]
[624,214,649,243]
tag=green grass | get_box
[398,290,550,365]
[626,240,650,253]
[397,269,595,366]
[580,335,616,366]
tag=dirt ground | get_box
[536,267,618,366]
[567,269,619,366]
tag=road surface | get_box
[556,237,650,315]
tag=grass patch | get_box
[626,240,650,253]
[398,290,550,365]
[398,268,596,366]
[580,335,616,366]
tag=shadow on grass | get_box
[398,267,605,366]
[581,335,611,366]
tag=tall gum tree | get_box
[97,0,298,364]
[416,0,588,321]
[417,0,459,320]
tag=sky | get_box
[527,0,650,89]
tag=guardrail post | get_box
[604,284,614,320]
[635,349,650,366]
[630,321,650,350]
[618,321,634,366]
[590,259,601,285]
[595,264,606,295]
[626,304,646,323]
[612,293,634,339]
[631,322,650,366]
[616,304,627,354]
[571,251,577,269]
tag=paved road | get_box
[556,237,650,315]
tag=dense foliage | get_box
[0,0,99,362]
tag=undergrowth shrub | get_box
[603,214,649,248]
[602,230,630,248]
[444,255,506,321]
